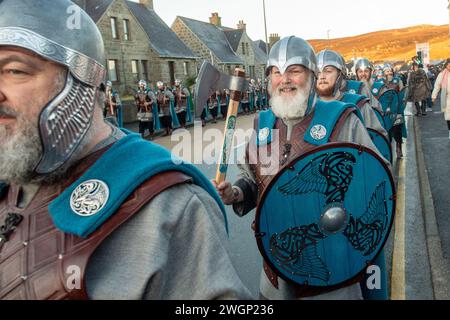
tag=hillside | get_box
[309,24,449,63]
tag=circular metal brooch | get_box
[70,180,110,217]
[310,125,327,141]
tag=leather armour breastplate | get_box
[0,147,191,300]
[249,108,354,204]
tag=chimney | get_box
[269,33,280,48]
[237,20,246,30]
[209,12,222,27]
[139,0,154,10]
[71,0,86,10]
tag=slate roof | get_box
[251,41,268,65]
[84,0,197,59]
[126,2,197,59]
[177,16,243,64]
[253,40,268,54]
[223,29,244,52]
[85,0,113,23]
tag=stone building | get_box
[75,0,197,95]
[172,13,267,80]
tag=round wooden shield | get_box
[378,89,399,131]
[367,128,392,163]
[373,108,386,130]
[255,142,395,289]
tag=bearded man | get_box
[213,36,389,300]
[349,58,384,116]
[0,0,251,300]
[315,50,387,139]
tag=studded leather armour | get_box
[0,147,191,300]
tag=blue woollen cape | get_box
[49,131,227,238]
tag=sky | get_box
[132,0,449,42]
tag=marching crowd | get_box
[103,56,450,143]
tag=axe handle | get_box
[215,68,246,184]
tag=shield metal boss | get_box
[367,128,392,163]
[378,89,399,131]
[255,142,395,288]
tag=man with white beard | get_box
[0,0,251,300]
[213,36,387,300]
[315,49,387,139]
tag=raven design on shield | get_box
[343,181,389,256]
[277,152,356,204]
[269,223,329,282]
[270,152,356,282]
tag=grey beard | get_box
[0,118,43,184]
[268,79,311,121]
[0,117,94,185]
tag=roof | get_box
[126,2,197,59]
[85,0,113,23]
[251,41,268,65]
[224,29,244,52]
[253,40,268,54]
[177,16,243,64]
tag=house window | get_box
[241,43,246,55]
[131,60,139,81]
[141,60,148,81]
[183,61,189,76]
[227,65,231,75]
[123,19,130,40]
[108,60,118,82]
[246,43,250,56]
[250,66,255,79]
[110,17,118,39]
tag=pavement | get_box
[415,106,450,299]
[123,105,450,299]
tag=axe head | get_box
[194,61,248,116]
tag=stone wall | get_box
[97,0,196,96]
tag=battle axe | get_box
[194,61,248,184]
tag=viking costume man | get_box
[315,50,391,162]
[0,0,251,300]
[104,80,122,127]
[349,58,384,115]
[135,80,155,139]
[173,79,191,128]
[316,50,387,137]
[214,37,393,300]
[382,65,407,158]
[156,81,176,136]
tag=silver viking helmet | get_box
[0,0,106,174]
[265,36,319,77]
[316,49,346,73]
[316,49,347,95]
[354,58,374,79]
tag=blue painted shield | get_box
[368,128,392,163]
[255,142,395,289]
[377,89,399,131]
[373,107,386,130]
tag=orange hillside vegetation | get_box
[309,24,450,63]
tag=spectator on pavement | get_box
[432,58,450,139]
